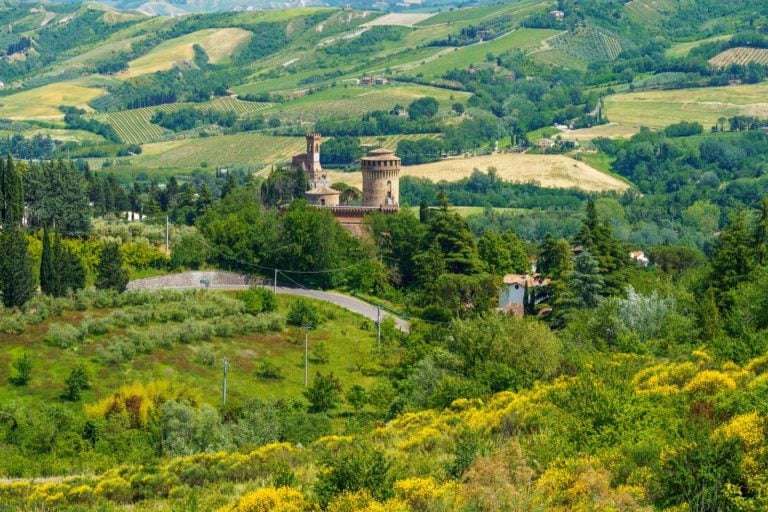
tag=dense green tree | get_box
[478,230,529,275]
[61,364,91,401]
[564,251,604,309]
[0,228,36,308]
[538,235,573,280]
[40,226,56,296]
[711,211,754,295]
[8,353,32,386]
[55,235,86,296]
[2,155,23,227]
[304,372,342,413]
[408,96,439,120]
[314,441,394,506]
[95,242,129,293]
[424,201,482,275]
[260,166,307,207]
[320,136,363,165]
[24,160,90,235]
[430,273,499,318]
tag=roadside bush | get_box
[238,288,278,315]
[45,323,84,349]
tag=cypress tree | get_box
[59,241,86,295]
[40,226,55,295]
[4,155,23,227]
[95,241,129,292]
[0,157,6,224]
[0,228,36,308]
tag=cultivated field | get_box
[710,47,768,68]
[559,123,641,140]
[665,34,732,57]
[546,27,625,62]
[365,12,435,27]
[128,133,307,169]
[414,28,561,77]
[0,83,105,119]
[326,153,630,192]
[89,97,271,144]
[604,82,768,129]
[416,0,544,26]
[269,84,470,120]
[121,28,251,78]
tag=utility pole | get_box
[376,305,381,353]
[274,268,278,294]
[165,216,170,256]
[302,324,312,387]
[222,358,228,406]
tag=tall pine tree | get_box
[40,226,56,295]
[4,155,23,227]
[56,234,85,295]
[0,228,36,308]
[95,241,129,292]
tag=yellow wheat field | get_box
[326,153,629,192]
[122,28,251,78]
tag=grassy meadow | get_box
[0,83,105,119]
[0,290,388,408]
[604,81,768,129]
[414,28,561,77]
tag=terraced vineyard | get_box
[88,98,271,144]
[710,47,768,68]
[548,27,626,62]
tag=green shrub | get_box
[287,299,321,327]
[196,346,216,366]
[0,314,25,334]
[237,288,278,315]
[310,341,330,364]
[45,323,84,349]
[8,353,32,386]
[255,360,283,380]
[80,316,112,336]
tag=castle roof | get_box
[306,185,340,196]
[362,148,400,162]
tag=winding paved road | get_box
[128,271,410,331]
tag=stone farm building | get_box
[291,133,400,236]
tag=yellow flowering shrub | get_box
[396,426,444,452]
[394,477,463,511]
[67,484,95,505]
[94,476,132,503]
[713,412,765,449]
[85,380,202,428]
[632,362,697,394]
[216,487,312,512]
[327,490,381,512]
[691,349,714,365]
[746,354,768,375]
[533,457,651,511]
[683,370,737,395]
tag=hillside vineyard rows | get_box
[1,0,768,510]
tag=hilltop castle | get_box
[291,133,400,235]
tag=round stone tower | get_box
[361,148,400,208]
